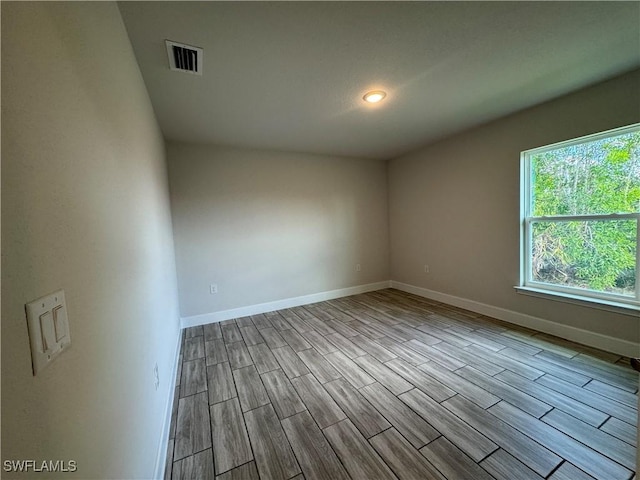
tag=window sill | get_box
[514,286,640,317]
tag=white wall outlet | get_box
[25,289,71,375]
[153,363,160,390]
[356,264,361,272]
[424,264,430,273]
[210,284,218,294]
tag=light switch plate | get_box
[26,289,71,375]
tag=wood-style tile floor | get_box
[165,289,638,480]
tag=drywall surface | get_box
[389,69,640,344]
[167,143,389,318]
[2,3,180,478]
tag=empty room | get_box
[2,2,639,479]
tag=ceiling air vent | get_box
[165,40,203,75]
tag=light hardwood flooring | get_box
[165,289,638,480]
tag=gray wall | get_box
[2,3,180,478]
[389,69,640,344]
[167,143,389,318]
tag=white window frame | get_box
[518,124,640,313]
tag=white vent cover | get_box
[165,40,203,75]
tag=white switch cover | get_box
[26,290,71,375]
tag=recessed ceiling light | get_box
[363,90,386,103]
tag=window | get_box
[519,124,640,311]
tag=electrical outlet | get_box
[424,264,430,273]
[210,284,218,294]
[356,264,361,272]
[153,363,160,390]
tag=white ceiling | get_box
[118,2,640,160]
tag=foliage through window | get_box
[521,124,640,309]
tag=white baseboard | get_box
[179,278,638,356]
[391,281,640,358]
[153,329,182,480]
[180,281,392,329]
